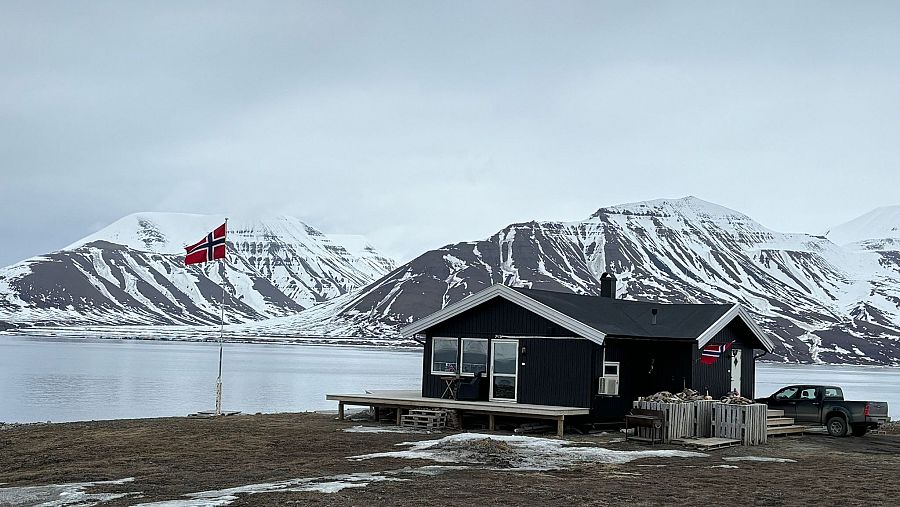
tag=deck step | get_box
[767,409,784,418]
[767,425,808,436]
[766,417,796,427]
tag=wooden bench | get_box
[625,408,664,444]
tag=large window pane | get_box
[432,337,458,373]
[492,342,517,375]
[461,339,488,375]
[492,376,516,400]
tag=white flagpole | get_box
[215,217,228,416]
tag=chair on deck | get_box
[455,371,486,401]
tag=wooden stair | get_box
[400,409,448,430]
[766,409,807,436]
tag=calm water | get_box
[1,335,897,422]
[0,336,421,423]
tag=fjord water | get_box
[0,335,420,423]
[1,335,897,423]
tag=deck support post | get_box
[488,414,495,431]
[557,416,564,437]
[338,402,345,421]
[396,408,402,425]
[374,406,380,422]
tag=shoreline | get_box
[6,330,900,367]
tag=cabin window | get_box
[604,362,620,377]
[824,387,843,400]
[431,337,459,374]
[460,338,488,376]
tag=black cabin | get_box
[400,279,775,421]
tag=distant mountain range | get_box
[0,213,394,327]
[237,197,900,366]
[4,198,900,366]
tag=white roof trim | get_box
[399,284,607,345]
[696,303,775,353]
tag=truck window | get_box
[774,387,799,400]
[799,388,817,400]
[824,387,843,400]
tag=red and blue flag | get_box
[185,223,227,265]
[700,340,734,365]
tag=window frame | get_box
[459,338,489,377]
[430,337,460,375]
[603,361,620,378]
[489,339,519,402]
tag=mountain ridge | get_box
[237,196,900,366]
[0,213,395,327]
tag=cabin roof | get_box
[511,287,732,340]
[400,284,775,352]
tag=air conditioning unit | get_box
[598,376,619,396]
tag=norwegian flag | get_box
[700,340,734,365]
[185,223,227,265]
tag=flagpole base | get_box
[215,379,222,416]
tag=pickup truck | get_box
[756,385,889,437]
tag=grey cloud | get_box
[2,1,899,266]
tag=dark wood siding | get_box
[518,338,593,407]
[421,298,589,404]
[426,297,576,338]
[690,321,758,398]
[593,339,694,419]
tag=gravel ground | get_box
[1,413,899,506]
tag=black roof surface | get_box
[513,287,734,340]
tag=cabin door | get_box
[730,349,742,394]
[489,339,518,402]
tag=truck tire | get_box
[827,415,848,437]
[851,425,869,437]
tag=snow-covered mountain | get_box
[241,197,900,365]
[0,213,395,327]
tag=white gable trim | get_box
[696,303,775,353]
[399,284,607,345]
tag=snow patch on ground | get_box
[724,456,797,463]
[350,432,707,470]
[0,477,135,507]
[132,466,469,506]
[133,473,404,506]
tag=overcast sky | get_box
[2,1,899,267]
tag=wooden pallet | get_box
[712,403,768,445]
[400,409,448,430]
[671,437,741,450]
[633,401,692,443]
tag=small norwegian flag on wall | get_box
[185,223,227,265]
[700,340,734,365]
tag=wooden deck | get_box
[326,390,590,436]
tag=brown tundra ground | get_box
[1,413,899,506]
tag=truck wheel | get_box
[827,416,848,437]
[851,425,869,437]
